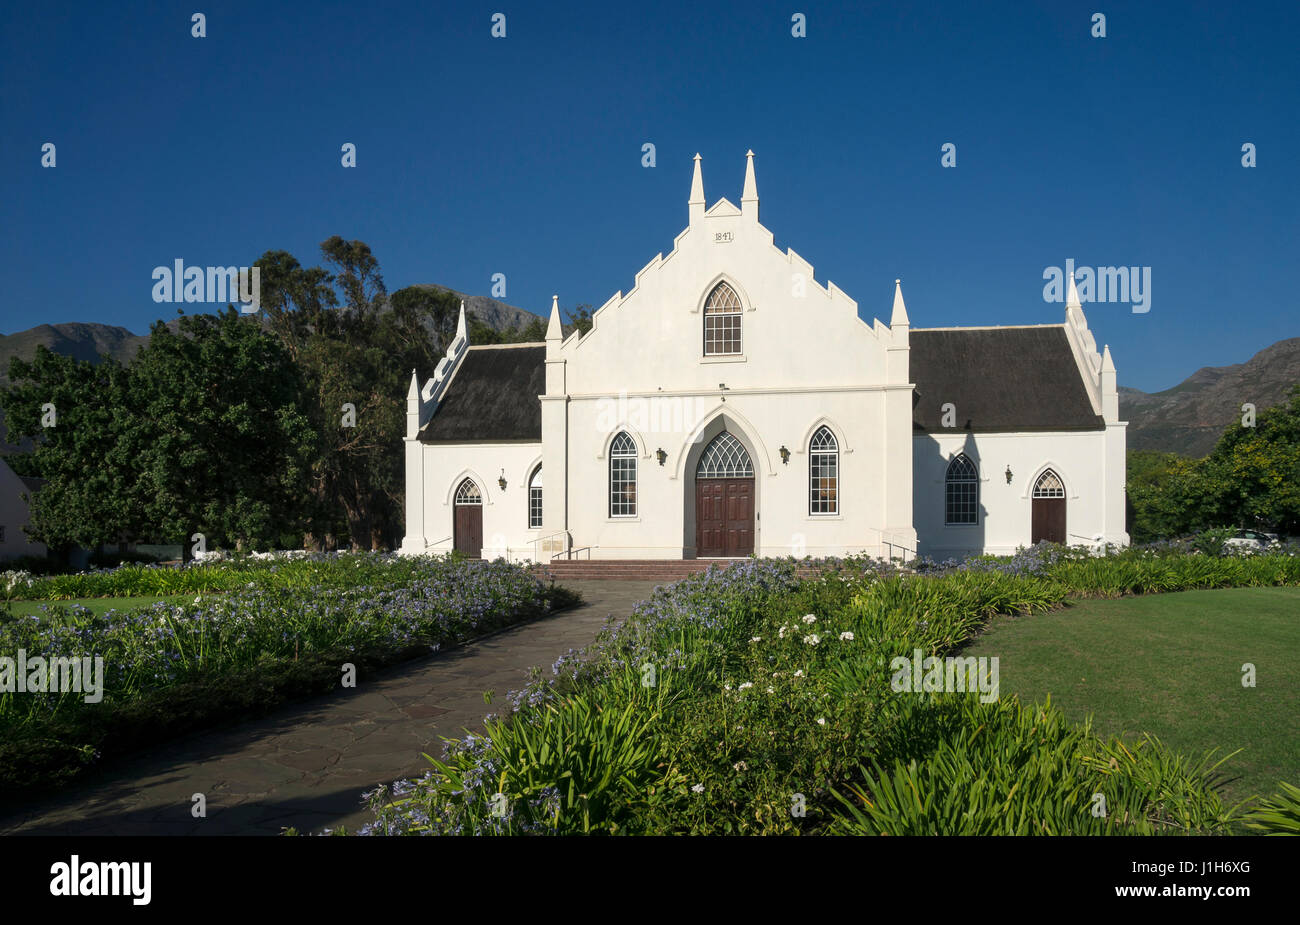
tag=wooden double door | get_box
[696,478,754,557]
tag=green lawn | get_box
[3,595,193,618]
[961,586,1300,809]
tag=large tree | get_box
[255,238,464,550]
[2,309,316,554]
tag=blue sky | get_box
[3,0,1296,392]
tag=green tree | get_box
[565,304,593,336]
[2,347,138,553]
[1202,383,1300,535]
[129,309,318,553]
[2,310,316,555]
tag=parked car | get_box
[1224,529,1280,552]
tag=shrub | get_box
[829,695,1237,835]
[1244,782,1300,835]
[0,553,573,800]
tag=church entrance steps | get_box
[537,559,728,582]
[535,559,828,582]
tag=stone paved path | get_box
[0,581,659,836]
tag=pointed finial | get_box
[891,278,909,327]
[741,149,758,212]
[407,368,419,400]
[689,153,704,205]
[456,300,468,343]
[546,294,562,341]
[1101,344,1115,372]
[1066,273,1082,310]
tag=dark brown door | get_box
[454,504,482,557]
[696,478,754,556]
[1032,497,1066,544]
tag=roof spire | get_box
[688,153,705,224]
[890,278,909,327]
[1066,272,1082,311]
[406,368,419,400]
[456,300,468,344]
[546,294,562,341]
[741,149,758,219]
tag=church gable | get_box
[556,151,906,395]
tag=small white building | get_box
[401,153,1128,563]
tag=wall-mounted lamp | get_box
[779,445,791,465]
[1005,465,1013,485]
[656,448,667,466]
[498,469,508,491]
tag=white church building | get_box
[400,153,1128,563]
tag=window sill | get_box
[701,354,747,364]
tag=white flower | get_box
[816,718,826,726]
[803,634,820,646]
[802,614,817,624]
[839,631,854,641]
[733,760,748,772]
[691,783,704,793]
[723,684,732,691]
[194,596,202,604]
[778,626,787,638]
[749,636,762,643]
[738,682,753,690]
[766,686,774,694]
[793,669,804,678]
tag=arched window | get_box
[703,282,742,356]
[945,454,978,525]
[1033,469,1065,498]
[454,478,481,505]
[609,432,637,517]
[528,465,543,528]
[809,426,839,514]
[696,431,754,478]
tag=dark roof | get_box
[19,475,46,493]
[910,327,1104,433]
[420,346,545,443]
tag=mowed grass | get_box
[4,595,194,619]
[961,587,1300,809]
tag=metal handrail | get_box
[554,545,598,561]
[532,530,569,563]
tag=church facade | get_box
[400,153,1128,563]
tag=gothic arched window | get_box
[945,454,978,525]
[528,465,543,528]
[703,282,742,356]
[809,426,839,514]
[454,478,482,505]
[609,432,638,517]
[1033,469,1066,498]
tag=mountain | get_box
[0,323,150,386]
[408,285,544,332]
[1121,337,1300,457]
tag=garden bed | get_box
[0,553,577,802]
[357,544,1300,836]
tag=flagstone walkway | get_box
[0,580,659,837]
